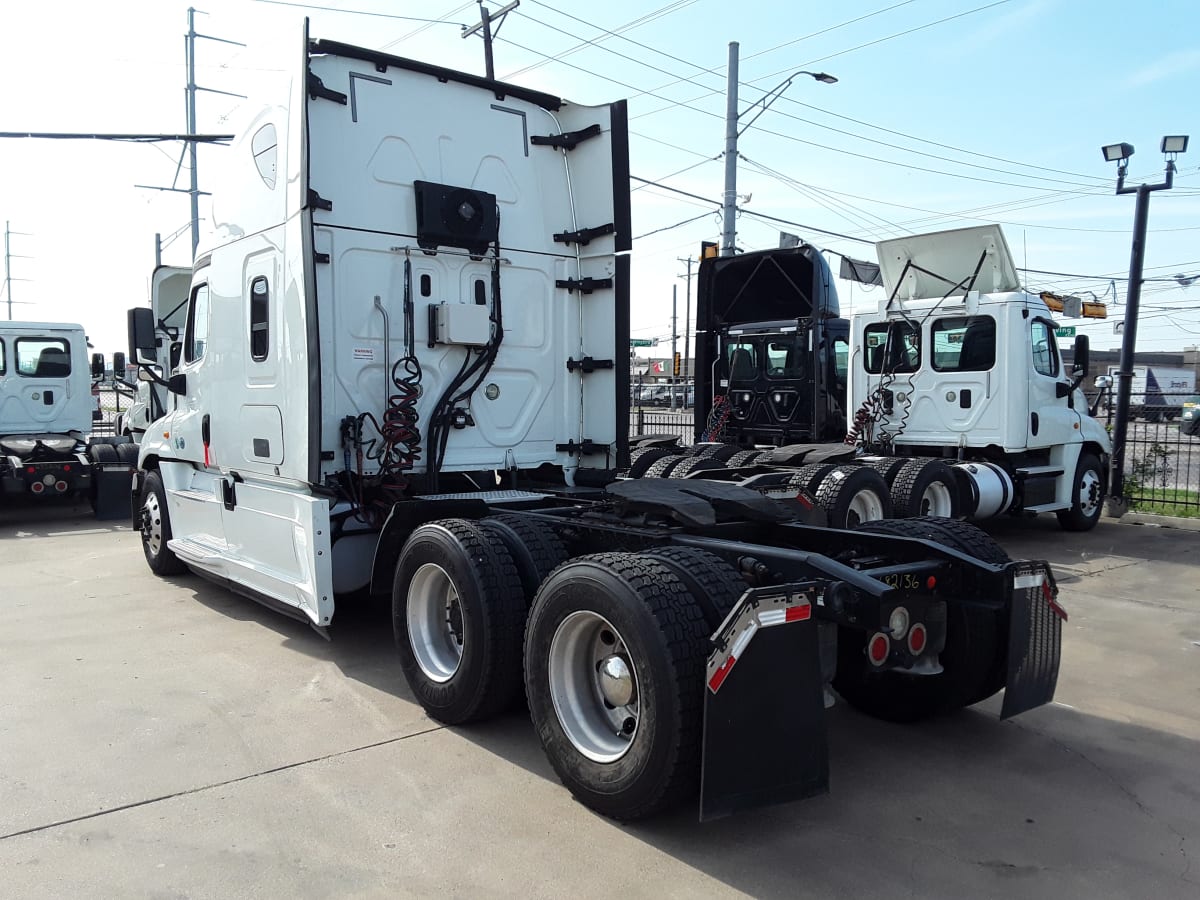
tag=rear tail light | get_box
[55,480,68,493]
[908,623,927,655]
[30,482,44,494]
[868,632,890,666]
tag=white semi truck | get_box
[130,27,1066,821]
[0,321,134,515]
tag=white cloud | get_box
[1127,49,1200,87]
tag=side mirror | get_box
[169,342,183,371]
[128,307,157,360]
[1072,334,1090,376]
[91,352,106,379]
[168,373,188,395]
[113,351,127,378]
[1094,374,1113,390]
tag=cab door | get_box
[1026,317,1076,448]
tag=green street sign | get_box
[629,338,657,347]
[1055,326,1076,338]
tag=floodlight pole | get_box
[1106,159,1176,515]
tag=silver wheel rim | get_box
[1079,467,1102,517]
[548,611,640,763]
[846,488,887,526]
[919,480,955,517]
[407,563,465,683]
[141,491,164,556]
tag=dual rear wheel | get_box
[392,519,745,820]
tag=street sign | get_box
[1054,326,1076,338]
[629,338,657,347]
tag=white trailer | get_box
[129,29,1066,820]
[1103,364,1196,421]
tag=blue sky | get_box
[0,0,1196,358]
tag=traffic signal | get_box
[673,352,681,377]
[701,240,718,260]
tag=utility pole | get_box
[462,1,520,80]
[1100,136,1187,516]
[720,42,837,257]
[720,42,740,257]
[182,8,245,260]
[3,221,33,321]
[670,285,679,410]
[678,256,694,382]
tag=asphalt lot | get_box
[1,499,1198,899]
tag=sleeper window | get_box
[250,277,269,361]
[185,284,210,363]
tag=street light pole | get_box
[1103,136,1187,515]
[720,42,836,257]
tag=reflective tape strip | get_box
[707,655,737,693]
[1014,573,1045,590]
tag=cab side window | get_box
[863,321,920,374]
[0,338,6,375]
[932,315,995,372]
[249,277,269,361]
[1031,320,1059,377]
[185,283,210,363]
[16,337,71,377]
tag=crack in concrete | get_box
[0,724,445,843]
[1010,720,1194,883]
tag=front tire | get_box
[139,470,187,575]
[524,553,709,820]
[393,519,526,725]
[1056,451,1104,532]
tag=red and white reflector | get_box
[1015,570,1068,622]
[707,592,814,694]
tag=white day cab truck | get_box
[129,29,1067,821]
[676,225,1110,532]
[0,321,136,516]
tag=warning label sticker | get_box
[352,347,375,362]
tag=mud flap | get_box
[93,464,132,520]
[700,584,829,821]
[1001,562,1064,719]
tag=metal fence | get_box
[1104,389,1200,513]
[629,405,696,445]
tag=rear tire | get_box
[625,446,674,478]
[641,546,747,629]
[478,514,568,601]
[524,553,709,820]
[643,454,689,478]
[1056,451,1103,532]
[668,456,723,478]
[138,469,187,576]
[891,459,960,519]
[393,519,527,725]
[787,463,837,495]
[814,466,892,529]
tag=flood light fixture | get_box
[1161,135,1189,155]
[1101,142,1134,163]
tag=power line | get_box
[252,0,469,25]
[633,210,718,241]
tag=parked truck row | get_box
[117,28,1067,822]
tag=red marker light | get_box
[868,632,890,666]
[63,464,71,472]
[926,575,937,590]
[908,623,927,655]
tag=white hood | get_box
[876,225,1021,300]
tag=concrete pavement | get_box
[1,499,1197,899]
